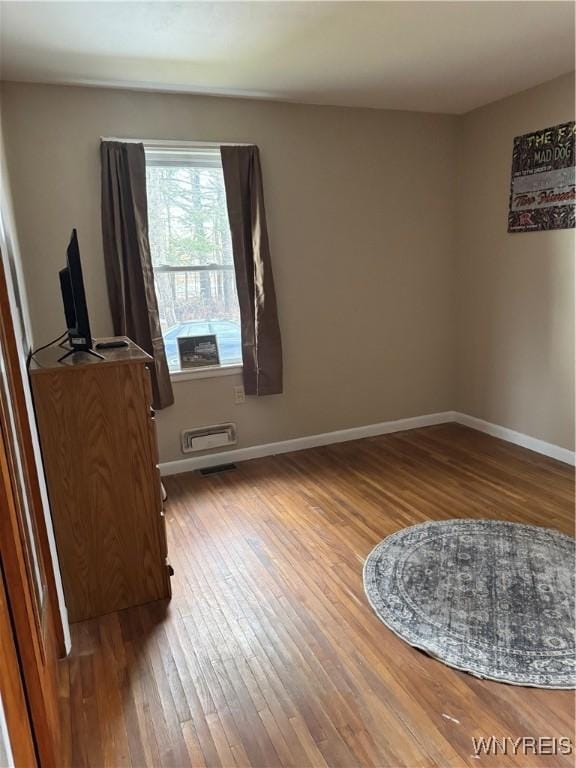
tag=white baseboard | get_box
[159,411,456,475]
[159,409,575,476]
[452,412,575,467]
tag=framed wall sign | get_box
[177,334,220,369]
[508,121,575,233]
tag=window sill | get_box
[169,364,243,382]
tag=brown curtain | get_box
[100,141,174,409]
[220,146,283,395]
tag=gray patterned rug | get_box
[363,519,575,688]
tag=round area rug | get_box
[363,519,575,688]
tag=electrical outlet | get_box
[234,385,245,404]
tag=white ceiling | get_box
[0,1,574,114]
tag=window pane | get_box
[154,268,242,369]
[146,163,233,268]
[146,157,242,371]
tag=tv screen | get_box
[60,229,93,351]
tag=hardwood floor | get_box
[59,424,575,767]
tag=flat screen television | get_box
[59,229,94,356]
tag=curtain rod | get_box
[100,137,254,148]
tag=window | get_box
[145,147,242,373]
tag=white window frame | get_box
[144,143,243,380]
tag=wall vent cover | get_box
[181,423,237,454]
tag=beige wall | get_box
[1,76,574,463]
[455,73,575,451]
[0,90,70,646]
[1,82,457,462]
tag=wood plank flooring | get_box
[59,424,575,767]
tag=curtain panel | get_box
[100,141,174,410]
[220,145,283,396]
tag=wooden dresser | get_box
[29,337,171,623]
